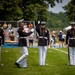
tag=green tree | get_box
[64,0,75,21]
[0,0,63,21]
[21,0,63,21]
[0,0,23,20]
[47,11,69,29]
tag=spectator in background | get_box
[58,30,63,48]
[28,23,35,47]
[8,27,13,40]
[62,32,66,47]
[8,27,13,34]
[8,23,12,29]
[28,32,35,47]
[50,31,56,48]
[3,22,8,29]
[9,31,15,41]
[23,23,29,33]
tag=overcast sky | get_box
[48,0,71,13]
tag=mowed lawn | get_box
[0,47,75,75]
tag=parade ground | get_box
[0,47,75,75]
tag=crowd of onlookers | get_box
[50,30,66,48]
[0,22,67,48]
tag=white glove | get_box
[66,45,68,47]
[31,29,34,32]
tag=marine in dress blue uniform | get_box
[66,22,75,65]
[0,25,4,46]
[0,25,4,60]
[36,21,50,66]
[15,22,34,68]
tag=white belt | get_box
[20,37,26,39]
[69,38,75,39]
[39,36,47,39]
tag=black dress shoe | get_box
[15,62,21,68]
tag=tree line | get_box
[0,0,75,29]
[0,0,62,21]
[47,11,69,29]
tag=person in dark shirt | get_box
[58,31,63,47]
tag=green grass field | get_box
[0,47,75,75]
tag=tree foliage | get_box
[0,0,62,21]
[21,0,62,21]
[64,0,75,21]
[47,11,69,29]
[0,0,23,20]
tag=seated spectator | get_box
[9,31,15,41]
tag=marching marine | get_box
[0,24,5,60]
[15,22,34,68]
[66,22,75,65]
[0,24,5,46]
[36,21,50,66]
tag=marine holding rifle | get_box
[36,21,50,66]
